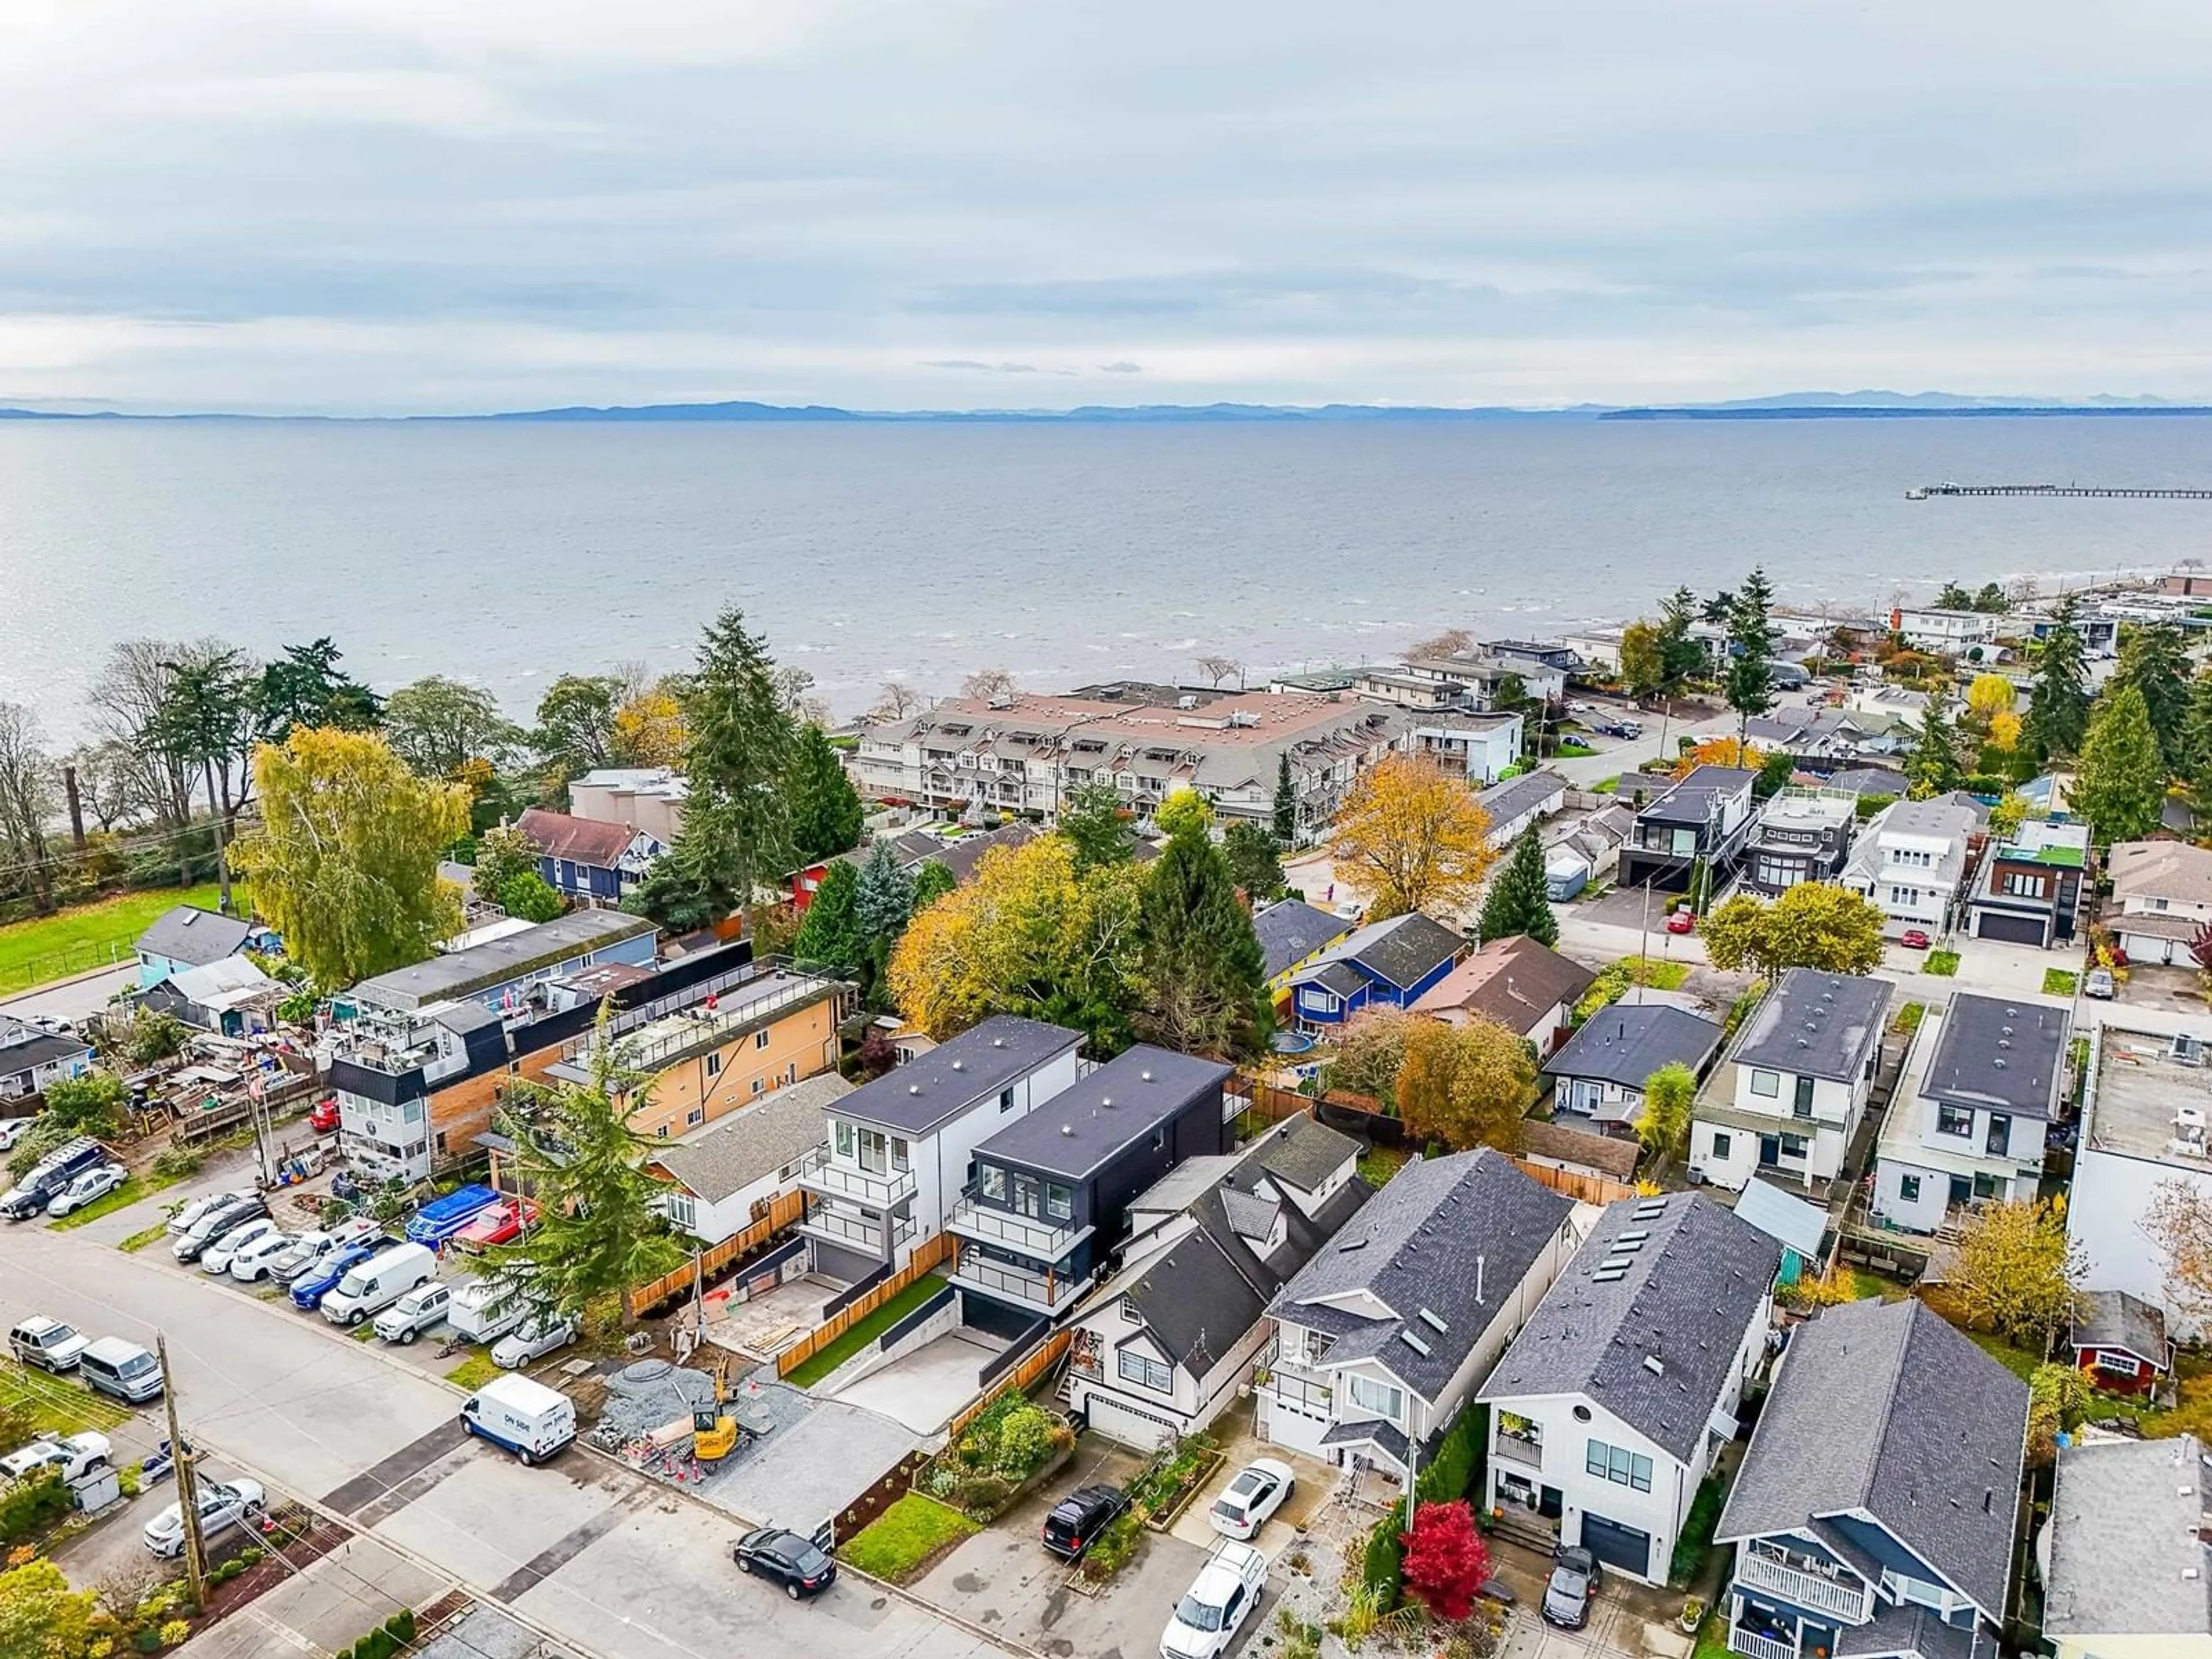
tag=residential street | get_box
[0,1211,1001,1659]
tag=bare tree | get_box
[868,680,923,724]
[1195,654,1244,690]
[63,739,157,831]
[1407,628,1473,661]
[961,668,1018,702]
[0,702,59,912]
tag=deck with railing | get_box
[1733,1551,1866,1620]
[796,1146,916,1207]
[1729,1628,1796,1659]
[946,1187,1086,1258]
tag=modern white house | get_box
[1259,1149,1577,1482]
[646,1073,855,1245]
[795,1014,1084,1282]
[1871,994,2067,1234]
[2070,1023,2212,1341]
[1714,1298,2027,1659]
[1063,1116,1369,1449]
[2106,840,2212,965]
[1892,607,2001,656]
[1479,1192,1781,1585]
[1689,969,1893,1192]
[1838,797,1979,937]
[1403,713,1526,785]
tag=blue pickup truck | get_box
[405,1184,502,1248]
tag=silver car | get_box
[143,1477,265,1558]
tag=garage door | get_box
[1073,1388,1179,1453]
[1580,1513,1652,1579]
[1975,911,2047,946]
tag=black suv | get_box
[1041,1483,1128,1560]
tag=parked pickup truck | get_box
[404,1185,502,1248]
[373,1282,452,1346]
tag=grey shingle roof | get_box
[1303,960,1370,1000]
[837,1014,1083,1136]
[1252,900,1350,982]
[1483,1192,1781,1464]
[1301,912,1464,992]
[1834,1602,1981,1659]
[1826,767,1911,798]
[928,822,1039,885]
[1919,993,2067,1121]
[974,1045,1230,1179]
[1246,1116,1361,1195]
[1476,771,1567,829]
[1274,1149,1574,1403]
[1714,1298,2027,1616]
[2069,1289,2169,1366]
[1729,968,1893,1084]
[135,904,252,968]
[2046,1435,2212,1639]
[0,1019,93,1080]
[1543,1005,1723,1091]
[650,1074,853,1202]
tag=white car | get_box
[1207,1459,1294,1540]
[266,1222,375,1285]
[0,1118,32,1152]
[46,1164,128,1217]
[373,1283,451,1345]
[491,1313,577,1370]
[143,1476,265,1558]
[1160,1539,1268,1659]
[201,1218,284,1276]
[0,1431,112,1484]
[228,1230,299,1283]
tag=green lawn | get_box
[1965,1330,2042,1382]
[1358,1145,1412,1188]
[0,882,247,991]
[446,1352,501,1391]
[1592,776,1620,794]
[118,1221,169,1253]
[1892,1002,1926,1037]
[838,1493,980,1582]
[1923,950,1960,977]
[0,1361,131,1435]
[2043,968,2080,997]
[785,1273,950,1388]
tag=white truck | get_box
[459,1374,575,1466]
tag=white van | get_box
[79,1336,164,1404]
[444,1276,526,1344]
[319,1242,438,1327]
[459,1374,575,1465]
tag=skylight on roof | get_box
[1617,1229,1650,1244]
[1338,1238,1368,1252]
[1417,1308,1448,1334]
[1600,1255,1635,1272]
[1592,1267,1628,1282]
[1400,1331,1431,1357]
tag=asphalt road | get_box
[0,964,138,1022]
[0,1214,1001,1659]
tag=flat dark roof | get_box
[975,1046,1231,1179]
[836,1014,1083,1136]
[1921,993,2069,1120]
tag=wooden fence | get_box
[943,1327,1072,1443]
[1508,1157,1637,1207]
[774,1230,955,1378]
[625,1186,809,1320]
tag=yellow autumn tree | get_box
[230,727,469,988]
[1671,737,1767,778]
[1395,1014,1535,1154]
[1965,673,2017,728]
[1987,709,2024,752]
[888,833,1145,1051]
[612,688,686,767]
[1326,755,1495,919]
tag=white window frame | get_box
[1347,1373,1405,1423]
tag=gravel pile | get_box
[596,1358,717,1441]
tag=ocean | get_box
[2,414,2207,735]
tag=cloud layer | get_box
[5,1,2210,412]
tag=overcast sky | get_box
[5,1,2210,414]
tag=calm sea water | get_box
[3,415,2208,735]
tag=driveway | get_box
[2116,964,2202,1016]
[830,1330,1006,1434]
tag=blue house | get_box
[134,904,255,990]
[514,808,667,906]
[1713,1298,2027,1659]
[1287,912,1464,1031]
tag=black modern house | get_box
[1618,765,1760,893]
[947,1046,1234,1338]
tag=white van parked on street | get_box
[459,1374,575,1465]
[319,1242,437,1327]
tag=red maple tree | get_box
[1400,1500,1491,1622]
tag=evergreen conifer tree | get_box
[792,858,863,974]
[1476,828,1558,946]
[2070,684,2166,844]
[1134,813,1270,1058]
[788,725,863,862]
[2025,597,2091,762]
[1272,752,1297,846]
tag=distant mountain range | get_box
[3,392,2209,423]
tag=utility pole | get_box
[157,1332,208,1610]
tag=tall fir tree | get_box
[1903,700,1963,798]
[2024,596,2091,762]
[1133,810,1270,1058]
[1656,586,1705,693]
[2109,622,2192,777]
[1221,819,1287,902]
[1724,566,1778,738]
[792,858,863,974]
[787,724,864,863]
[1476,828,1558,946]
[853,838,918,995]
[2070,684,2166,844]
[632,608,798,929]
[1272,752,1298,846]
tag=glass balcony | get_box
[797,1200,914,1256]
[946,1187,1088,1257]
[796,1146,916,1207]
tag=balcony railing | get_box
[1728,1629,1796,1659]
[946,1188,1082,1257]
[950,1249,1079,1311]
[1494,1430,1544,1469]
[797,1146,916,1207]
[798,1201,914,1256]
[1735,1551,1867,1621]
